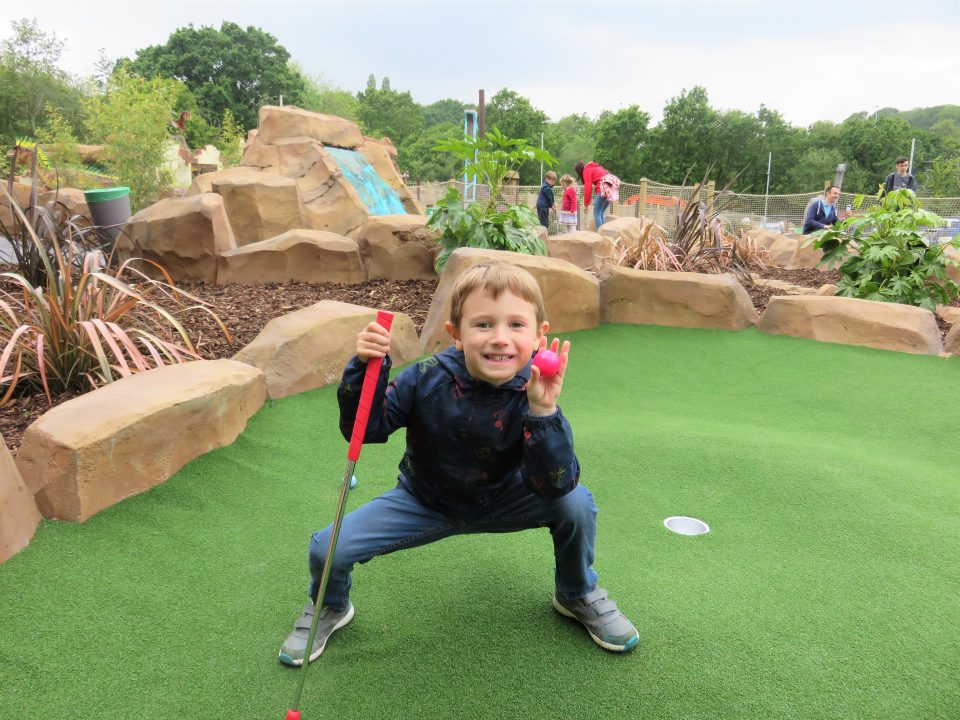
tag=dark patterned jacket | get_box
[338,347,579,512]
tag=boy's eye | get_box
[475,321,492,329]
[510,321,526,329]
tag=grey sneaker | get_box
[553,588,639,652]
[278,601,355,667]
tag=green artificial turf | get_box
[2,325,958,719]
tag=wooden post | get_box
[706,180,715,217]
[638,178,648,220]
[478,89,486,139]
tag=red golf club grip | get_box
[347,310,393,461]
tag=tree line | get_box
[2,18,959,199]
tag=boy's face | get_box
[445,289,548,387]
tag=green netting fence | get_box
[413,179,960,239]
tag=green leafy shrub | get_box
[0,187,229,407]
[428,187,545,271]
[36,102,80,166]
[428,127,555,270]
[217,109,245,169]
[811,189,960,310]
[83,67,181,211]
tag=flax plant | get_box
[612,166,767,278]
[0,195,230,407]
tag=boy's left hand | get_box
[527,337,570,417]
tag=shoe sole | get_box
[278,603,356,667]
[553,597,639,653]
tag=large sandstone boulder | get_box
[242,136,328,178]
[758,296,943,355]
[15,360,266,522]
[38,188,90,222]
[256,105,364,148]
[546,230,612,270]
[233,302,422,400]
[209,172,302,247]
[0,181,35,226]
[353,215,438,280]
[600,268,759,330]
[218,230,365,285]
[945,322,960,355]
[597,216,654,251]
[120,193,237,283]
[745,228,825,270]
[420,248,600,355]
[189,166,265,195]
[1,433,41,564]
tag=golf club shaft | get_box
[289,310,394,715]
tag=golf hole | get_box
[664,516,710,536]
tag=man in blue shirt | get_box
[802,185,841,234]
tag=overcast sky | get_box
[3,0,959,127]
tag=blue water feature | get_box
[325,147,407,216]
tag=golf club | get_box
[285,309,394,720]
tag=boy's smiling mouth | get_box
[484,354,515,363]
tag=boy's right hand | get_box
[356,320,391,362]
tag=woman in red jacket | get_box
[574,161,620,229]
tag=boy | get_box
[279,262,639,666]
[536,171,557,229]
[883,156,917,195]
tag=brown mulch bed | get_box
[2,265,953,455]
[0,278,437,456]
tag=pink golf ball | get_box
[532,350,561,378]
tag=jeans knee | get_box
[555,486,598,529]
[308,528,331,568]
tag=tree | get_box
[545,114,596,178]
[398,122,462,182]
[123,22,305,132]
[927,156,960,197]
[643,86,720,184]
[356,82,423,147]
[423,98,467,128]
[781,147,846,193]
[594,105,650,183]
[0,18,84,145]
[296,67,360,122]
[485,89,549,184]
[84,68,184,210]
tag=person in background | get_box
[883,156,917,195]
[802,185,841,234]
[558,175,579,233]
[574,161,620,229]
[536,171,558,229]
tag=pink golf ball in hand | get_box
[532,350,561,378]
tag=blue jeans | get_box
[593,196,610,228]
[308,483,600,609]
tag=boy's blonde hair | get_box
[449,262,546,328]
[545,170,558,182]
[560,174,574,187]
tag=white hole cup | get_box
[664,516,710,536]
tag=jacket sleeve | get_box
[337,356,426,443]
[520,407,580,499]
[582,178,593,208]
[802,202,826,233]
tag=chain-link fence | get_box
[413,179,960,239]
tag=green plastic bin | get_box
[83,186,131,250]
